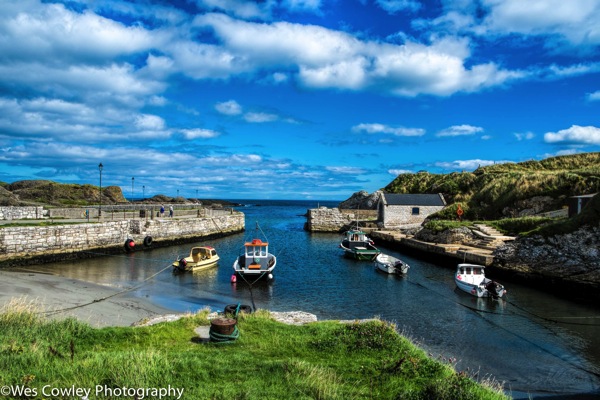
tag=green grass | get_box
[423,216,560,236]
[0,299,508,400]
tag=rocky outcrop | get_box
[414,227,477,245]
[493,226,600,301]
[0,186,19,206]
[501,195,558,217]
[339,190,382,210]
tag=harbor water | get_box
[27,200,600,399]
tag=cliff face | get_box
[492,226,600,300]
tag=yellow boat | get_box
[173,246,219,272]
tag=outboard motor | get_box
[486,281,503,298]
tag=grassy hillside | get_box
[384,152,600,221]
[0,180,239,207]
[0,180,126,207]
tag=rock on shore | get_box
[493,226,600,300]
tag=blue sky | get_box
[1,0,599,201]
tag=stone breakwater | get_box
[0,213,244,267]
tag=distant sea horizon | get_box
[126,197,343,205]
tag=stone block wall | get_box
[129,214,244,239]
[381,205,445,228]
[0,206,45,220]
[305,208,377,232]
[0,213,245,264]
[0,221,130,256]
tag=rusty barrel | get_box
[210,318,237,336]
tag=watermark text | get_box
[1,384,184,399]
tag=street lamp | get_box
[131,177,134,201]
[143,185,145,200]
[98,163,103,217]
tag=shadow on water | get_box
[21,200,600,399]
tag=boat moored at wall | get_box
[340,229,381,261]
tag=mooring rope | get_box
[403,277,600,380]
[40,262,174,316]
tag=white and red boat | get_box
[455,263,506,298]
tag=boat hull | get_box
[173,248,220,272]
[343,248,380,261]
[374,253,410,274]
[455,277,487,297]
[233,254,277,280]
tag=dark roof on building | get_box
[380,193,446,207]
[569,193,597,199]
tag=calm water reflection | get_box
[24,200,600,399]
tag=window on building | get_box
[411,207,420,215]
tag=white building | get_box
[378,193,446,229]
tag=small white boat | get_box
[232,223,276,281]
[455,263,506,298]
[374,253,410,275]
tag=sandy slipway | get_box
[0,269,323,327]
[0,270,174,327]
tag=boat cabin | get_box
[456,264,485,285]
[244,239,269,269]
[190,246,217,263]
[345,230,370,244]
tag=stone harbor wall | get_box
[129,214,243,239]
[305,207,378,232]
[1,205,233,220]
[0,213,244,266]
[0,206,45,220]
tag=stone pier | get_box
[0,213,245,267]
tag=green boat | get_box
[339,229,381,261]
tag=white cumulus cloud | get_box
[587,91,600,101]
[352,123,425,136]
[180,128,221,139]
[436,124,484,137]
[544,125,600,145]
[326,166,366,174]
[376,0,421,14]
[388,169,414,175]
[514,131,535,141]
[215,100,243,115]
[244,112,279,123]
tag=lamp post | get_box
[142,185,145,200]
[131,177,134,201]
[98,163,103,217]
[196,189,198,202]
